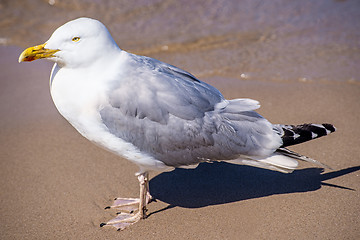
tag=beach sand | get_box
[1,45,359,239]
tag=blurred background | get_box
[1,0,359,84]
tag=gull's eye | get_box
[72,37,80,42]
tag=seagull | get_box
[19,17,335,231]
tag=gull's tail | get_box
[269,123,336,172]
[230,123,336,173]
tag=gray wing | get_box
[100,54,282,167]
[106,55,223,123]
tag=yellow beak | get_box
[18,43,59,63]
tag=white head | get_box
[19,17,120,68]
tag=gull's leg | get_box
[137,171,149,219]
[105,172,152,213]
[144,171,155,204]
[100,171,151,231]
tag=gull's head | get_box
[19,17,119,68]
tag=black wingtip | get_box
[100,222,106,227]
[322,123,336,133]
[280,123,336,148]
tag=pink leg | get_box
[100,171,152,231]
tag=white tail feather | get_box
[228,153,299,174]
[276,148,332,169]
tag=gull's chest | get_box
[50,66,108,130]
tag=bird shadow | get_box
[149,162,360,211]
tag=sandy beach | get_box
[1,1,360,239]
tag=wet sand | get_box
[1,45,359,239]
[2,0,360,84]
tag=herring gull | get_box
[19,17,336,231]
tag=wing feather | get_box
[100,53,282,167]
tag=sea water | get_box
[1,0,359,84]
